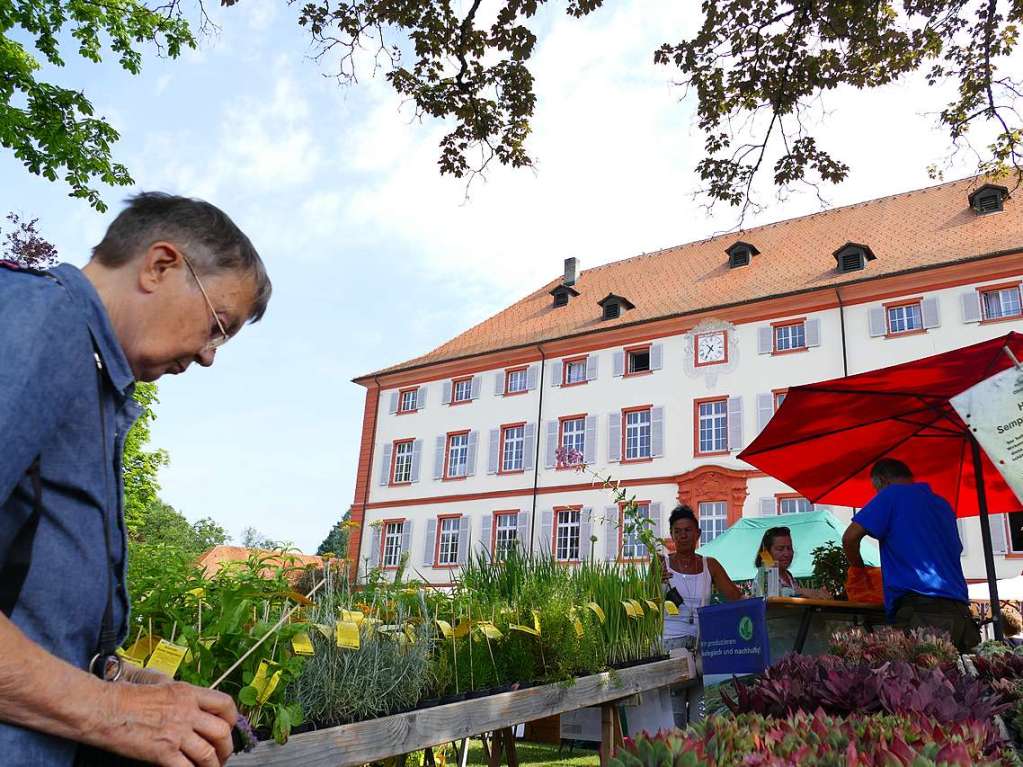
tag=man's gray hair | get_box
[870,458,913,483]
[91,192,271,322]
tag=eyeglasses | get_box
[181,253,229,351]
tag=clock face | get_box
[696,331,727,365]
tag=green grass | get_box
[464,739,599,766]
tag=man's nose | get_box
[195,348,217,367]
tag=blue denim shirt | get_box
[0,263,137,765]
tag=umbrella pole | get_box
[970,434,1005,642]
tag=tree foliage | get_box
[131,498,228,553]
[240,526,287,550]
[316,511,350,557]
[299,0,1022,212]
[1,213,59,268]
[2,0,200,210]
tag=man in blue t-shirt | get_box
[843,458,980,651]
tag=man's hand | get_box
[87,680,238,767]
[843,522,869,569]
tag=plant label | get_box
[115,647,144,668]
[144,639,187,678]
[259,670,282,704]
[291,632,315,656]
[336,620,360,649]
[435,619,454,639]
[478,622,503,640]
[664,600,680,616]
[341,609,365,626]
[587,602,606,624]
[573,617,584,638]
[127,634,161,661]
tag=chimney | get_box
[563,257,578,287]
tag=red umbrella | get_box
[739,331,1023,639]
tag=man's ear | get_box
[138,242,184,294]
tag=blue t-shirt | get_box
[852,483,968,619]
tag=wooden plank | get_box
[766,596,884,611]
[599,704,613,767]
[233,656,691,767]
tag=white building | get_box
[346,178,1023,584]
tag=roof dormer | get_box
[725,241,760,269]
[597,293,635,321]
[969,183,1009,214]
[550,284,580,308]
[832,242,876,274]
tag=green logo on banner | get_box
[738,616,754,641]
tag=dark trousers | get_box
[892,593,981,652]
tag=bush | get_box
[721,653,1008,726]
[611,711,1015,766]
[830,626,959,670]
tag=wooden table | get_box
[231,655,693,767]
[766,596,887,654]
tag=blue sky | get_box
[2,0,1004,551]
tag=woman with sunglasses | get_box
[755,526,831,599]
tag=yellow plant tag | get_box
[759,549,776,568]
[127,634,161,661]
[336,620,360,649]
[341,609,365,626]
[291,632,315,656]
[664,600,680,616]
[259,670,282,704]
[115,647,144,668]
[287,590,314,606]
[630,599,646,616]
[144,639,187,677]
[532,610,542,635]
[314,623,333,640]
[622,600,639,619]
[573,617,585,638]
[478,622,503,640]
[453,620,472,639]
[587,602,606,624]
[404,624,417,644]
[436,620,454,639]
[509,624,540,637]
[186,587,205,599]
[645,600,660,614]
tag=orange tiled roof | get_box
[196,546,324,579]
[367,177,1021,378]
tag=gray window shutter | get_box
[378,443,393,486]
[480,515,493,556]
[650,343,663,371]
[466,431,479,476]
[650,502,662,544]
[433,435,446,480]
[523,423,536,471]
[400,520,413,555]
[651,406,665,457]
[416,386,427,410]
[517,511,531,552]
[605,509,619,560]
[487,429,501,474]
[991,513,1008,554]
[586,354,599,381]
[756,393,774,434]
[457,516,471,564]
[608,413,621,462]
[470,376,481,399]
[550,360,563,387]
[545,420,559,468]
[804,318,821,347]
[961,290,982,323]
[613,351,625,377]
[921,297,941,329]
[868,307,887,337]
[369,526,381,567]
[579,508,593,560]
[442,380,453,404]
[583,415,597,464]
[540,511,553,554]
[757,326,773,354]
[389,392,399,414]
[759,497,776,516]
[526,364,539,391]
[957,518,968,558]
[494,372,504,396]
[410,440,423,483]
[423,519,437,566]
[727,396,744,451]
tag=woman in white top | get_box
[660,505,743,727]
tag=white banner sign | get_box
[950,363,1023,504]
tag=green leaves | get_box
[2,0,198,209]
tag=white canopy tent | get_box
[969,575,1023,602]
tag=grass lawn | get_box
[463,739,600,766]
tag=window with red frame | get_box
[505,368,528,394]
[626,347,651,374]
[436,517,460,566]
[620,503,650,560]
[624,408,652,460]
[773,321,806,352]
[391,440,414,484]
[397,388,418,413]
[381,521,404,567]
[774,391,787,411]
[559,417,586,466]
[451,377,473,403]
[445,433,470,478]
[778,497,811,515]
[981,285,1023,321]
[564,358,587,385]
[697,399,728,454]
[493,512,519,560]
[554,509,581,561]
[501,424,525,472]
[886,302,923,334]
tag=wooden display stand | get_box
[766,596,886,655]
[231,655,693,766]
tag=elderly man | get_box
[0,193,271,766]
[843,458,979,651]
